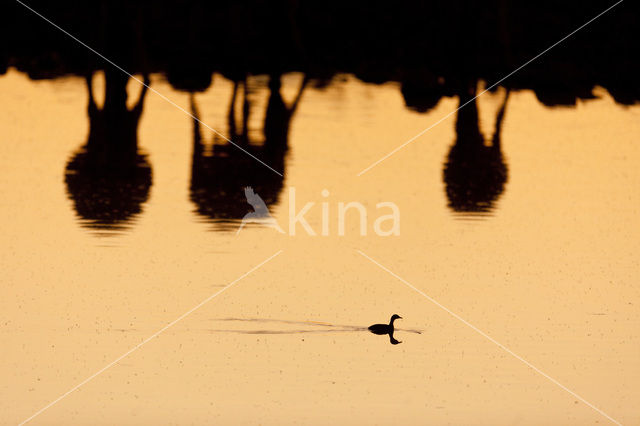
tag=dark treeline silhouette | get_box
[2,0,639,106]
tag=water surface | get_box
[1,70,639,425]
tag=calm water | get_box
[1,70,639,425]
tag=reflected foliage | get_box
[64,70,151,231]
[2,0,639,229]
[444,85,510,214]
[189,74,306,229]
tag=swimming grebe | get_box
[368,314,402,344]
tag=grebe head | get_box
[390,314,402,323]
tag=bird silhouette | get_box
[368,314,402,345]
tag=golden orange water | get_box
[1,69,639,425]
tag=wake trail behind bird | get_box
[210,318,422,334]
